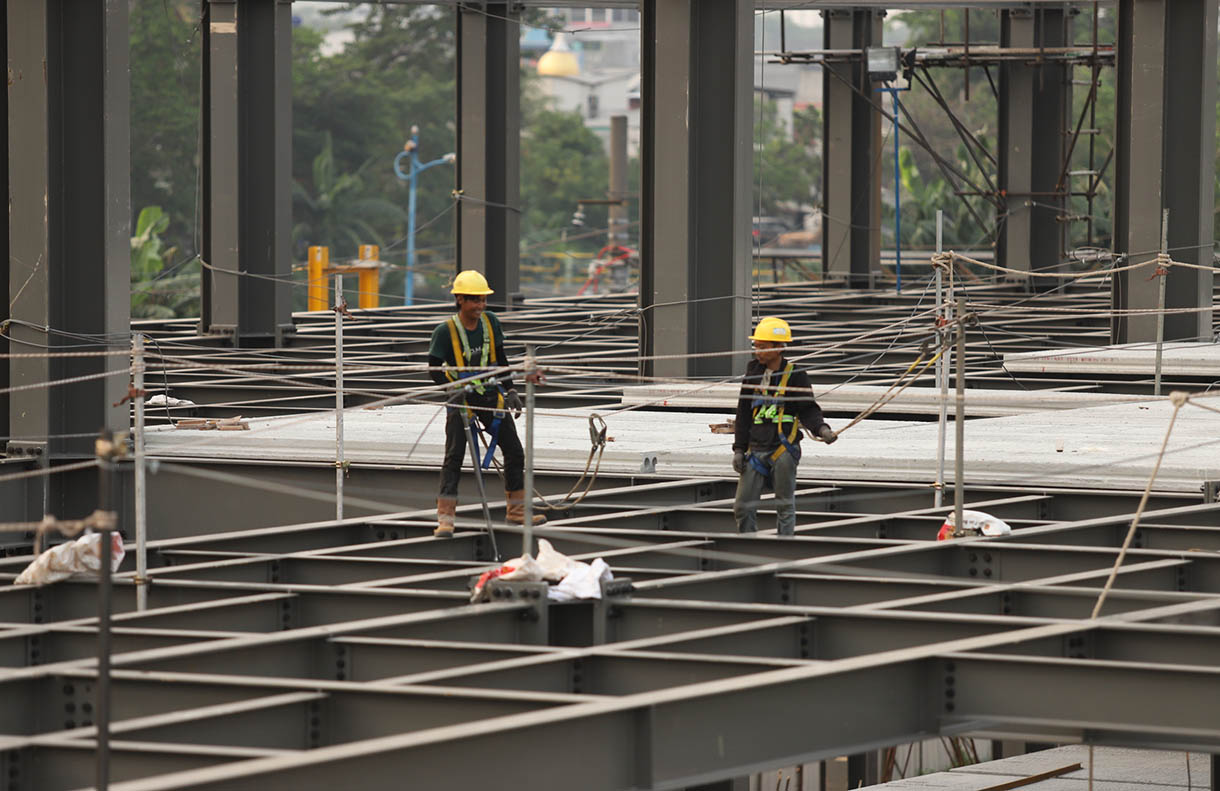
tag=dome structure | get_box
[537,32,579,78]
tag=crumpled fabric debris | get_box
[548,557,613,602]
[469,554,544,602]
[470,539,614,602]
[146,394,195,407]
[14,532,126,586]
[937,509,1012,541]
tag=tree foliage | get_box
[753,101,821,218]
[130,0,201,260]
[130,2,609,311]
[520,109,609,246]
[130,206,200,319]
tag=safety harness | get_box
[445,313,506,469]
[747,362,801,486]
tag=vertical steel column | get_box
[997,7,1072,284]
[1112,0,1216,343]
[456,2,520,308]
[639,0,752,380]
[240,0,293,342]
[821,9,882,288]
[201,0,240,335]
[6,0,129,510]
[201,0,294,343]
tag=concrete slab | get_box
[1005,342,1220,376]
[875,745,1211,789]
[618,383,1155,417]
[145,393,1220,493]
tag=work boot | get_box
[435,497,457,538]
[504,489,546,526]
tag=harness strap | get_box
[476,389,507,469]
[751,363,801,464]
[447,313,497,394]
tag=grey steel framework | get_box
[3,468,1220,789]
[0,282,1216,788]
[0,0,1218,788]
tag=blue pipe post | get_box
[393,126,455,306]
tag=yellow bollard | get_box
[307,246,329,311]
[356,245,380,309]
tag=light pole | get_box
[393,125,455,306]
[867,47,909,294]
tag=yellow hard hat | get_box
[750,316,792,343]
[451,270,495,296]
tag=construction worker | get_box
[732,316,836,536]
[428,270,545,537]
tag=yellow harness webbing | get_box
[751,363,800,463]
[445,313,498,392]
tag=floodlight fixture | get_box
[866,46,900,82]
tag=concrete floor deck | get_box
[1005,341,1220,376]
[145,392,1220,493]
[873,746,1211,790]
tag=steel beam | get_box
[1111,0,1217,343]
[238,0,294,343]
[5,0,129,473]
[821,9,883,288]
[200,0,294,342]
[455,2,520,307]
[997,7,1072,282]
[639,0,753,380]
[201,0,241,337]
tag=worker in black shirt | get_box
[426,270,545,537]
[732,316,836,536]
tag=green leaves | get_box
[130,205,199,319]
[292,131,409,257]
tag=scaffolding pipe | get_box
[954,295,967,531]
[133,334,147,611]
[1154,209,1168,397]
[934,211,947,509]
[523,344,536,556]
[335,276,345,520]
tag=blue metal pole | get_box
[406,151,418,307]
[394,129,454,306]
[892,88,902,295]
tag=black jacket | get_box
[733,356,826,454]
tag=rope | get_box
[0,508,120,556]
[937,248,1213,281]
[1089,390,1188,619]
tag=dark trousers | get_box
[439,404,524,496]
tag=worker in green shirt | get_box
[426,270,545,537]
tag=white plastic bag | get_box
[549,558,614,602]
[498,554,543,582]
[937,509,1012,541]
[14,532,125,586]
[535,538,578,582]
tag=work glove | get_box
[732,451,745,475]
[504,388,524,419]
[817,424,838,445]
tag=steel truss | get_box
[1,468,1220,788]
